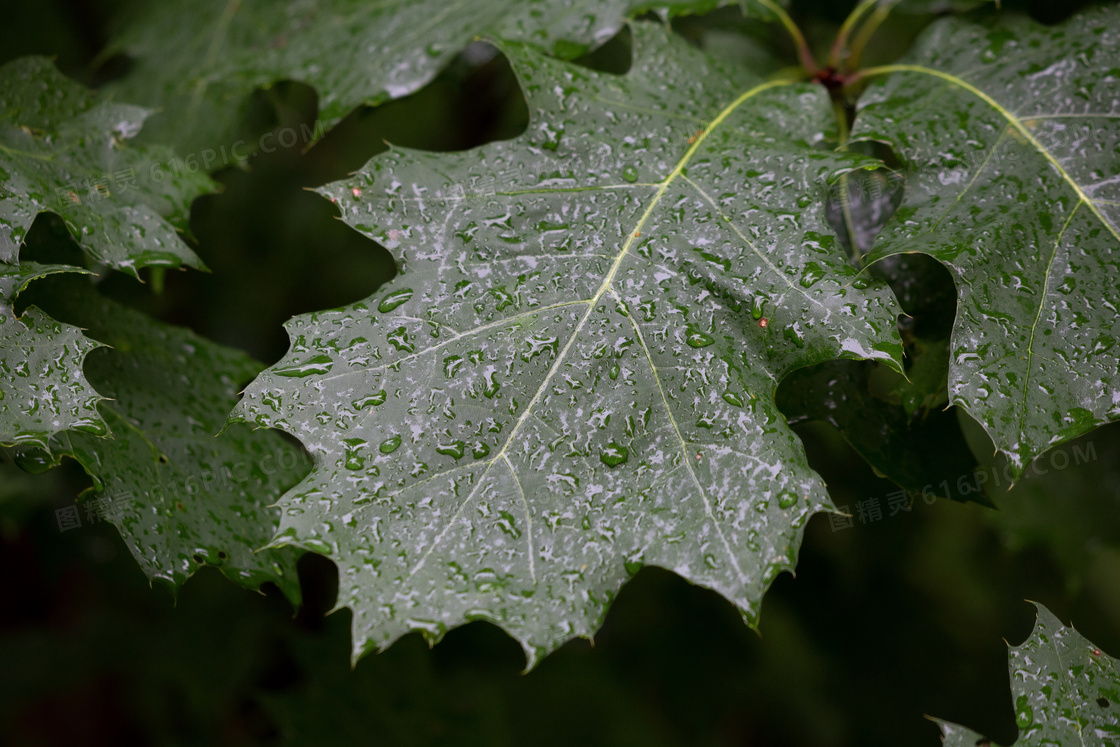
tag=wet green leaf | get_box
[0,262,106,449]
[936,603,1120,746]
[235,23,902,663]
[103,0,788,153]
[849,6,1120,478]
[0,57,210,275]
[20,276,310,601]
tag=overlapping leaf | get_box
[937,603,1119,746]
[103,0,789,154]
[234,23,902,663]
[0,57,210,274]
[21,276,309,599]
[848,6,1120,477]
[0,262,106,447]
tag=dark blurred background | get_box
[1,1,1117,745]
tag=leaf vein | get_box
[402,79,792,584]
[607,284,747,585]
[1019,199,1082,446]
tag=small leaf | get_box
[0,57,210,275]
[934,603,1120,746]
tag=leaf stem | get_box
[756,0,819,73]
[846,0,900,71]
[828,0,878,70]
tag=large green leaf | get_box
[0,57,210,275]
[936,603,1120,746]
[103,0,788,154]
[233,23,903,663]
[0,262,106,448]
[19,276,310,600]
[848,6,1120,477]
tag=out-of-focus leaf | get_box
[778,357,980,503]
[20,276,310,600]
[102,0,790,153]
[0,57,210,274]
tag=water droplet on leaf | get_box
[600,442,629,467]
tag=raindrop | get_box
[685,325,715,348]
[274,354,333,377]
[751,298,766,320]
[387,327,415,353]
[783,324,804,348]
[408,618,446,640]
[352,390,387,410]
[474,569,500,592]
[722,391,744,407]
[483,369,500,398]
[436,440,465,459]
[622,165,638,183]
[799,262,825,288]
[600,442,629,467]
[379,435,402,453]
[444,355,463,378]
[378,288,414,313]
[495,510,521,538]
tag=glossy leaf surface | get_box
[0,57,208,275]
[235,24,903,663]
[849,7,1120,477]
[937,603,1120,746]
